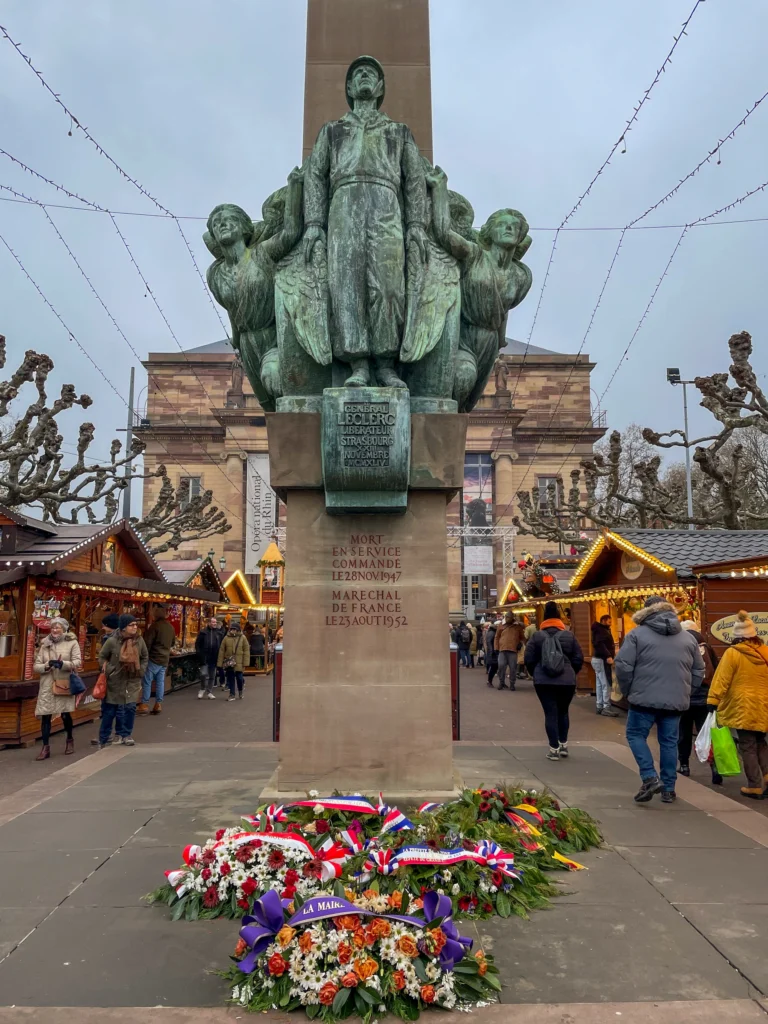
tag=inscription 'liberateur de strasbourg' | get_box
[326,534,407,628]
[339,401,394,469]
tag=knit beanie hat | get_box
[732,610,757,640]
[102,613,120,629]
[119,614,137,630]
[543,600,560,620]
[644,595,666,608]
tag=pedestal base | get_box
[276,489,455,794]
[259,767,464,805]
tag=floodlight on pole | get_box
[666,368,695,531]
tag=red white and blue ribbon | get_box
[288,796,378,815]
[340,828,366,854]
[418,801,441,814]
[241,803,287,831]
[472,840,522,880]
[376,792,415,833]
[363,847,397,875]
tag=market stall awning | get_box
[224,569,257,606]
[156,557,228,600]
[52,570,222,603]
[519,581,692,607]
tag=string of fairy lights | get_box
[1,10,767,556]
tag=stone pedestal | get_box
[264,411,466,798]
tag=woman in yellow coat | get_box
[707,611,768,798]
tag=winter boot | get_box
[35,744,51,761]
[64,738,74,755]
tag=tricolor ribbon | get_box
[364,847,397,875]
[418,801,441,814]
[472,840,522,881]
[288,796,378,815]
[241,804,287,831]
[340,828,366,854]
[164,868,189,896]
[376,793,415,833]
[182,844,202,866]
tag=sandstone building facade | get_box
[138,339,604,615]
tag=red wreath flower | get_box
[267,849,285,870]
[458,896,472,911]
[237,898,249,910]
[319,982,339,1006]
[201,849,215,866]
[241,878,257,897]
[315,819,330,834]
[491,870,504,887]
[201,868,212,881]
[267,953,288,977]
[303,858,324,880]
[284,868,300,886]
[202,886,220,908]
[220,862,231,876]
[235,845,254,864]
[482,901,493,914]
[478,801,491,812]
[215,829,226,841]
[281,885,297,899]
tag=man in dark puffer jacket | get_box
[614,596,704,805]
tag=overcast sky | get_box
[2,0,767,499]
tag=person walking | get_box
[468,622,478,668]
[706,611,768,799]
[522,618,537,680]
[678,620,722,784]
[136,603,177,716]
[90,613,120,746]
[196,616,223,698]
[97,614,149,748]
[456,621,472,669]
[591,614,618,717]
[484,618,501,688]
[614,596,704,804]
[494,612,523,690]
[217,622,250,701]
[33,617,82,760]
[249,624,266,671]
[525,601,583,760]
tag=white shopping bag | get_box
[694,710,716,763]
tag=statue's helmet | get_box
[345,55,385,109]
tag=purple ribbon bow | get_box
[237,890,289,974]
[422,891,473,971]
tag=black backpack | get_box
[540,630,566,676]
[460,626,472,645]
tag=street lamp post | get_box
[666,368,695,532]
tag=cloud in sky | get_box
[1,0,767,486]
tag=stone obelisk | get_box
[303,0,432,161]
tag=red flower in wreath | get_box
[202,886,220,908]
[315,819,330,834]
[478,801,491,813]
[241,878,257,897]
[491,870,504,887]
[281,885,297,899]
[201,868,212,881]
[267,953,288,977]
[303,858,324,880]
[235,845,254,864]
[267,849,285,870]
[220,862,231,876]
[458,896,472,912]
[237,898,249,910]
[201,849,215,866]
[215,829,226,840]
[284,868,299,885]
[482,901,493,914]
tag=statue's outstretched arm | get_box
[427,166,473,262]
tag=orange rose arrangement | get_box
[396,934,419,958]
[318,982,338,1006]
[267,952,287,977]
[341,972,358,988]
[353,956,379,982]
[421,984,436,1004]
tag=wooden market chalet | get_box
[0,505,227,746]
[500,528,768,693]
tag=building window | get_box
[463,454,493,528]
[178,476,202,510]
[537,475,562,514]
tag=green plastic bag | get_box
[710,716,742,776]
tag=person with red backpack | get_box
[678,620,722,784]
[524,601,584,760]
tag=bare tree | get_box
[0,339,142,523]
[514,331,768,546]
[0,338,231,553]
[133,468,231,555]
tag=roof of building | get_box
[617,529,768,578]
[182,337,564,357]
[500,338,560,357]
[156,557,227,596]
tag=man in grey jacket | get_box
[614,596,704,804]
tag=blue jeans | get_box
[99,702,136,744]
[626,708,681,792]
[141,661,166,703]
[591,658,612,709]
[458,649,471,668]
